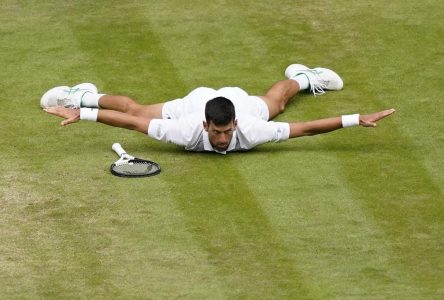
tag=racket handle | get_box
[112,143,127,157]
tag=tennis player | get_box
[42,63,395,154]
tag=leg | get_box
[98,95,164,119]
[259,79,300,120]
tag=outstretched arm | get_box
[44,107,151,134]
[288,108,396,138]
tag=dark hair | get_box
[205,97,236,125]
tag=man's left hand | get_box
[360,108,396,127]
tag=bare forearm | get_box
[97,109,150,133]
[288,108,396,139]
[289,117,342,138]
[44,106,152,133]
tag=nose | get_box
[218,134,230,145]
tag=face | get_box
[203,120,237,152]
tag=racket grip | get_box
[112,143,127,157]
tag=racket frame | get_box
[110,143,161,177]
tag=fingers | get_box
[43,106,69,117]
[373,108,396,124]
[377,108,396,120]
[61,118,73,126]
[361,120,377,127]
[43,107,59,116]
[43,106,80,126]
[360,108,396,128]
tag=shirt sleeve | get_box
[147,115,202,147]
[236,116,290,149]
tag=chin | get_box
[215,146,228,151]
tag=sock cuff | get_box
[81,92,105,108]
[290,74,310,90]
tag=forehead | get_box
[208,121,235,131]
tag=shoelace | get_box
[305,70,327,96]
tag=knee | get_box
[120,96,140,114]
[278,101,287,113]
[264,93,288,114]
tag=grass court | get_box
[0,0,443,298]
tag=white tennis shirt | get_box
[147,87,290,154]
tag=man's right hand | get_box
[44,107,80,126]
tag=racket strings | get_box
[112,160,159,176]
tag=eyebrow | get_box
[214,128,233,133]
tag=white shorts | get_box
[162,87,269,121]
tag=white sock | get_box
[81,92,106,108]
[290,74,310,90]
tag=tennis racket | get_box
[110,143,161,177]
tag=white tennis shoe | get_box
[285,64,343,96]
[40,83,98,108]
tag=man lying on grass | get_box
[42,63,395,154]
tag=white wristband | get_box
[341,114,360,127]
[80,108,99,122]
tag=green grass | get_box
[1,0,443,298]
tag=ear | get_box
[203,121,209,131]
[234,119,238,130]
